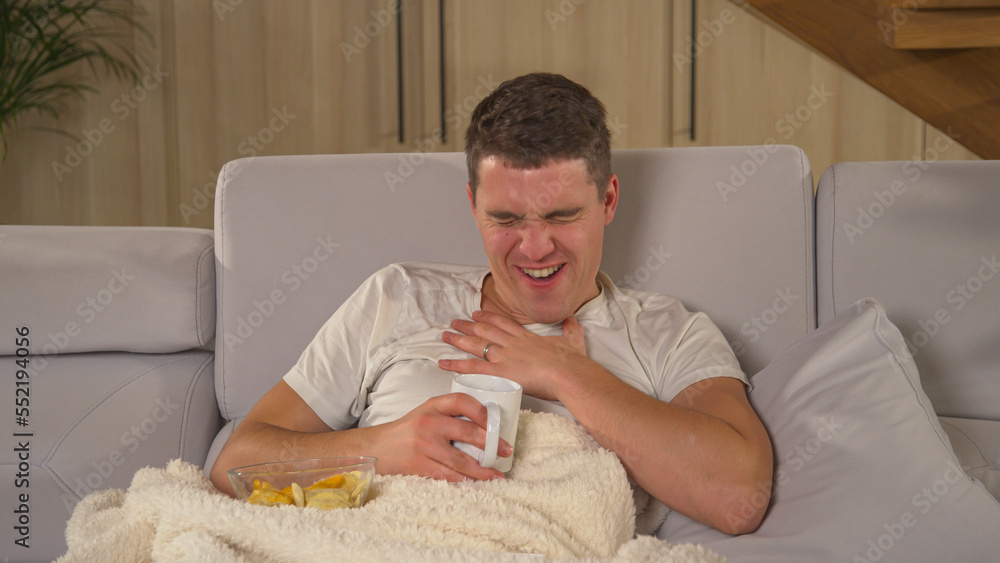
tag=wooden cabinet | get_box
[0,0,978,227]
[0,0,423,228]
[168,0,427,227]
[431,0,674,152]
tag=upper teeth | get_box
[523,265,561,278]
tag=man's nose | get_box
[519,223,555,261]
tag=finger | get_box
[428,397,509,479]
[441,330,500,361]
[562,316,586,349]
[434,392,490,423]
[472,310,529,334]
[439,447,505,481]
[436,428,511,481]
[423,460,474,482]
[438,357,497,375]
[432,394,514,459]
[448,318,513,345]
[418,441,502,482]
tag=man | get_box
[210,73,772,535]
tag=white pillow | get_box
[939,416,1000,503]
[657,298,1000,560]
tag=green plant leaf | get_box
[0,0,152,161]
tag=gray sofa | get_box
[2,146,997,561]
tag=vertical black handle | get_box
[439,0,447,144]
[689,0,697,142]
[397,1,405,144]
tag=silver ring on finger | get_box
[482,341,493,361]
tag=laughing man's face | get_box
[469,156,618,325]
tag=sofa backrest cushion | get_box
[213,147,815,421]
[0,226,216,354]
[0,225,220,561]
[816,160,1000,420]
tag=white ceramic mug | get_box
[451,374,523,472]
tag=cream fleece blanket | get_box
[57,411,721,562]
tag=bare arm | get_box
[209,380,510,496]
[440,311,772,534]
[558,369,772,534]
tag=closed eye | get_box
[485,207,584,226]
[487,212,521,226]
[544,207,584,223]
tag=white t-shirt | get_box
[283,262,747,430]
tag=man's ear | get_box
[603,174,619,225]
[466,183,477,218]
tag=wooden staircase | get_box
[742,0,1000,159]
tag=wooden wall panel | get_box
[169,0,410,229]
[678,0,926,181]
[0,0,983,227]
[0,0,173,226]
[440,0,672,152]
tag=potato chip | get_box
[305,489,353,510]
[291,482,305,508]
[246,480,293,507]
[244,469,371,510]
[306,474,343,490]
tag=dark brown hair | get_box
[465,73,611,203]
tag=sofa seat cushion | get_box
[0,350,220,561]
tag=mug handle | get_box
[479,400,501,468]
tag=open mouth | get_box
[520,265,563,280]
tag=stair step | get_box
[881,0,1000,8]
[878,2,1000,49]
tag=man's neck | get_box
[479,273,600,326]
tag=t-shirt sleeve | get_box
[647,305,748,403]
[283,266,404,430]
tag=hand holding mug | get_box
[451,374,522,472]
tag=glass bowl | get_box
[227,456,377,510]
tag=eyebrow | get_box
[486,207,585,221]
